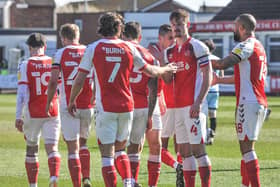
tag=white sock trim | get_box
[102,157,114,167]
[148,154,161,163]
[128,153,140,162]
[80,146,88,150]
[48,151,60,159]
[243,151,257,163]
[197,155,211,167]
[115,150,126,158]
[68,153,79,160]
[26,156,38,163]
[183,156,197,171]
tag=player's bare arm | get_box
[212,73,235,85]
[143,62,177,78]
[212,54,240,70]
[68,71,87,116]
[147,77,158,130]
[190,64,212,118]
[46,69,60,116]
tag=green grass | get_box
[0,94,279,186]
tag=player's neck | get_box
[30,48,44,57]
[176,34,190,46]
[63,40,79,46]
[242,32,255,41]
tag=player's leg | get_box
[61,111,81,187]
[188,108,211,187]
[23,118,42,187]
[25,144,39,187]
[42,117,61,187]
[174,135,183,164]
[79,109,94,187]
[161,109,179,169]
[114,112,134,187]
[206,92,219,145]
[175,107,195,187]
[145,108,162,187]
[96,111,118,187]
[236,103,266,187]
[127,109,147,185]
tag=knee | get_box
[127,143,142,154]
[26,144,39,156]
[79,137,87,147]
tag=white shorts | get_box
[235,103,266,141]
[174,106,207,144]
[23,116,60,146]
[161,109,176,138]
[95,110,133,144]
[152,99,163,130]
[130,108,148,144]
[61,108,94,141]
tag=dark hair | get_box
[123,21,141,40]
[169,9,189,22]
[26,33,46,48]
[59,23,80,41]
[97,12,124,37]
[202,39,216,52]
[158,24,172,36]
[236,13,256,32]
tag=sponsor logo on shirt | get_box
[233,48,242,56]
[176,61,190,72]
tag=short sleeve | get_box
[192,40,210,68]
[128,42,147,70]
[79,44,95,73]
[52,48,63,70]
[232,40,254,60]
[17,61,28,85]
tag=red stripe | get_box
[51,66,60,70]
[18,81,28,85]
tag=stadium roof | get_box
[211,0,280,21]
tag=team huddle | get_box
[15,9,267,187]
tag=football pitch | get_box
[0,94,279,187]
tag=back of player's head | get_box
[59,23,80,41]
[158,24,172,36]
[236,13,256,32]
[202,39,216,53]
[123,21,141,40]
[26,33,46,48]
[169,9,190,23]
[97,12,124,37]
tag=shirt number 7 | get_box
[108,63,120,83]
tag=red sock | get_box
[245,159,260,187]
[79,147,90,179]
[199,166,211,187]
[130,161,140,182]
[68,157,81,187]
[147,161,161,186]
[183,170,196,187]
[241,160,250,186]
[161,148,176,168]
[25,159,39,184]
[177,152,183,164]
[114,151,131,180]
[48,153,60,178]
[102,165,117,187]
